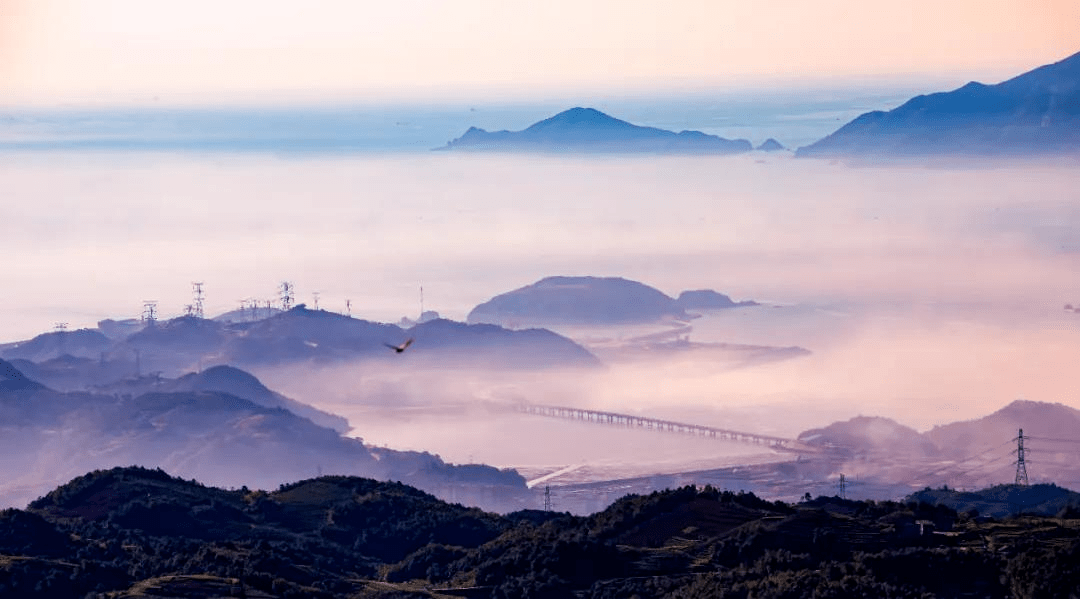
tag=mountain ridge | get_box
[441,107,753,154]
[0,306,601,380]
[4,467,1079,597]
[0,360,528,512]
[798,50,1080,157]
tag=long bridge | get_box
[516,403,819,453]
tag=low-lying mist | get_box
[252,297,1080,481]
[2,153,1078,337]
[4,151,1078,487]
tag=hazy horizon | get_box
[0,86,921,157]
[3,0,1079,509]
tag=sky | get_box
[2,0,1079,105]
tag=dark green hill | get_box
[11,467,513,596]
[31,467,508,563]
[4,471,1080,598]
[908,483,1080,519]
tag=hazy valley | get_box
[3,267,1080,516]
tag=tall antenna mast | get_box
[420,285,424,316]
[1015,428,1029,486]
[192,282,205,319]
[544,485,552,511]
[312,291,320,311]
[839,473,846,499]
[345,299,352,317]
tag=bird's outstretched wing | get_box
[385,338,414,353]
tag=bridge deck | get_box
[516,403,817,452]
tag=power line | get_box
[1026,436,1080,445]
[919,438,1016,480]
[948,450,1017,482]
[903,435,1024,490]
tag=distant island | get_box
[439,107,753,154]
[467,276,757,327]
[756,138,786,152]
[797,49,1080,157]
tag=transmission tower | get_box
[345,299,352,317]
[312,291,320,311]
[141,301,158,324]
[236,299,247,315]
[544,485,552,511]
[838,473,846,499]
[192,282,205,318]
[54,322,69,332]
[1015,428,1029,486]
[280,282,294,311]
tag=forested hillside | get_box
[1,467,1078,598]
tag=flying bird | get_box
[384,338,414,353]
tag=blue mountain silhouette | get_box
[442,107,752,154]
[798,50,1080,157]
